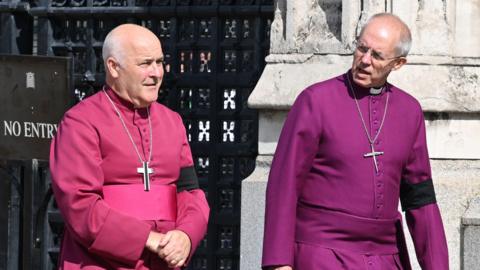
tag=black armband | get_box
[400,178,437,211]
[177,166,200,192]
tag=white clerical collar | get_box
[369,85,384,95]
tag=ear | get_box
[391,57,407,71]
[106,57,121,78]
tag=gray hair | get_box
[359,13,412,57]
[102,29,125,67]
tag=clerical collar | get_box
[103,85,135,110]
[370,85,384,95]
[103,85,149,114]
[346,71,386,97]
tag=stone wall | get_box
[241,0,480,269]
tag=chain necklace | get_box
[103,87,154,191]
[346,75,390,173]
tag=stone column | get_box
[462,197,480,270]
[355,0,386,36]
[240,1,480,269]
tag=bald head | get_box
[351,13,410,88]
[101,24,164,108]
[359,13,412,57]
[102,24,161,67]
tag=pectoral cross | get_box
[137,162,154,191]
[363,144,384,173]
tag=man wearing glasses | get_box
[262,13,448,270]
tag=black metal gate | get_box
[0,0,273,269]
[0,160,59,270]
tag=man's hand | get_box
[267,266,292,270]
[145,231,165,253]
[157,230,191,268]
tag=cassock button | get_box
[374,120,379,125]
[373,110,377,114]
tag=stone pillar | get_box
[356,0,386,36]
[462,197,480,270]
[240,1,480,269]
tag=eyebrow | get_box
[138,56,164,62]
[358,42,386,57]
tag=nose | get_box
[360,50,372,65]
[149,62,163,78]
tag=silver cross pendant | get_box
[137,161,154,191]
[363,144,384,173]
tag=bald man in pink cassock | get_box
[262,13,448,270]
[50,24,209,269]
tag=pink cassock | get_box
[50,87,209,270]
[262,72,449,270]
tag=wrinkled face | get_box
[351,21,404,88]
[111,35,164,108]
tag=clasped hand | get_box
[268,266,292,270]
[146,230,191,268]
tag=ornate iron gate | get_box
[0,0,273,269]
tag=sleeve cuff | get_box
[88,209,152,265]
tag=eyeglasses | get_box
[353,40,401,62]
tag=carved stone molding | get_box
[411,0,452,56]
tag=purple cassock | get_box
[262,71,449,270]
